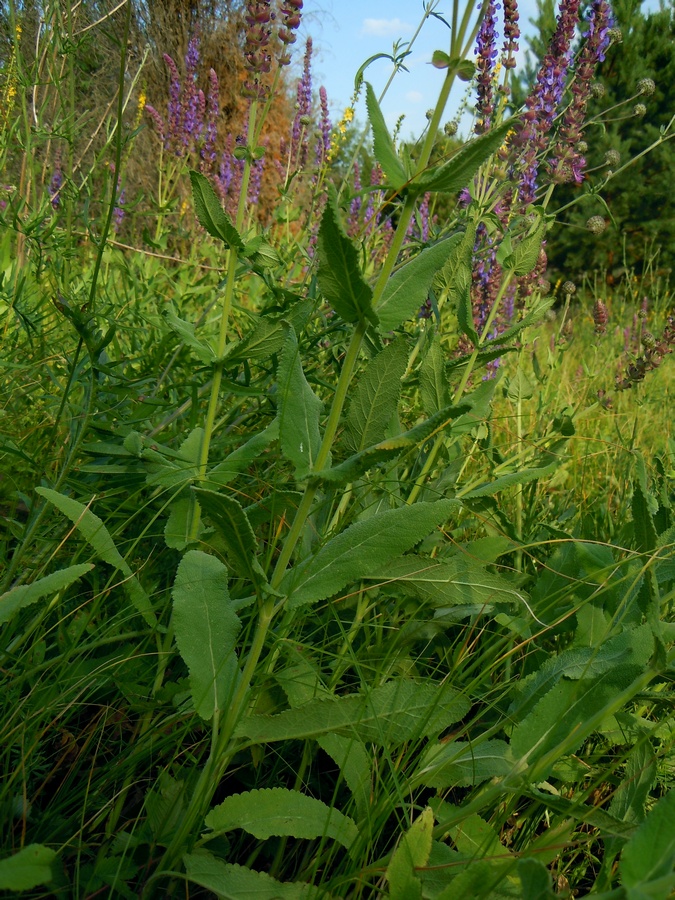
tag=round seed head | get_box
[633,103,647,117]
[444,121,458,136]
[562,281,576,296]
[587,215,607,235]
[590,82,606,99]
[637,77,656,96]
[604,149,620,167]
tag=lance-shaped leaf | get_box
[415,118,516,194]
[35,488,155,626]
[416,739,513,788]
[195,488,268,591]
[190,170,244,249]
[277,328,322,478]
[184,851,325,900]
[483,295,556,347]
[317,192,377,326]
[237,678,469,744]
[508,212,547,276]
[172,550,241,721]
[366,554,526,619]
[223,300,313,365]
[442,225,478,345]
[208,420,279,487]
[205,787,358,849]
[281,499,459,609]
[387,807,434,900]
[376,235,461,333]
[344,337,409,452]
[0,563,93,626]
[318,734,371,821]
[620,790,675,893]
[365,82,408,190]
[315,403,470,485]
[419,334,449,415]
[162,307,215,364]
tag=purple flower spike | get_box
[501,0,520,69]
[475,0,499,133]
[144,104,166,143]
[513,0,581,204]
[549,0,614,184]
[163,53,182,151]
[50,158,63,210]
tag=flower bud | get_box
[637,77,656,96]
[590,82,605,99]
[642,330,656,350]
[562,281,576,296]
[593,299,609,334]
[633,103,647,117]
[607,27,622,43]
[604,148,620,167]
[425,109,434,121]
[444,121,458,136]
[576,141,588,154]
[587,215,607,235]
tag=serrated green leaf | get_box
[420,334,449,415]
[365,82,408,190]
[317,734,371,820]
[517,858,555,899]
[416,119,515,194]
[368,554,524,619]
[184,851,324,900]
[172,550,240,721]
[442,225,477,345]
[345,337,408,451]
[205,787,358,849]
[620,791,675,889]
[483,295,555,347]
[162,307,215,363]
[0,845,57,891]
[190,170,244,249]
[387,807,434,900]
[195,488,268,590]
[604,742,657,867]
[316,404,470,484]
[0,563,93,626]
[277,329,323,478]
[237,678,469,745]
[511,632,653,774]
[317,191,377,326]
[416,739,513,788]
[224,301,313,364]
[508,213,546,276]
[241,235,281,268]
[281,499,459,609]
[461,462,558,498]
[35,488,156,626]
[208,420,279,487]
[376,235,461,333]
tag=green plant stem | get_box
[406,270,515,505]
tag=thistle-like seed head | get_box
[637,77,656,96]
[633,103,647,117]
[587,215,607,235]
[562,281,576,296]
[604,148,620,167]
[444,121,458,136]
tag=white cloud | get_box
[360,18,413,38]
[405,90,424,103]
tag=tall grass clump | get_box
[1,0,674,897]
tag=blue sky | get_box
[295,0,657,140]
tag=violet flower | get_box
[475,0,499,133]
[163,53,182,152]
[512,0,581,204]
[243,0,274,99]
[50,156,63,209]
[291,38,313,166]
[549,0,613,184]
